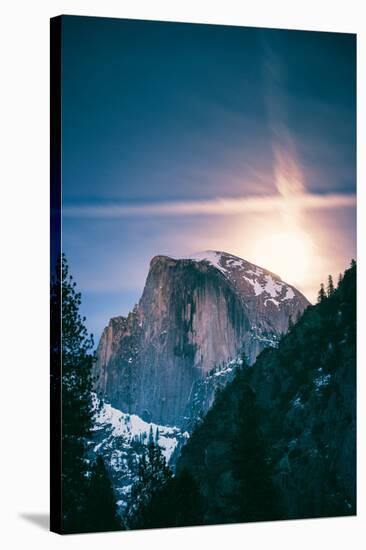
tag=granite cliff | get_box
[93,251,310,427]
[174,261,356,523]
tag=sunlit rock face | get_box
[93,251,310,427]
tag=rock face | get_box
[94,251,310,427]
[90,394,188,514]
[176,263,356,521]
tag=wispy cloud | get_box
[261,35,308,226]
[63,192,355,219]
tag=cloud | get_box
[63,192,355,219]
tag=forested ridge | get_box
[129,260,356,528]
[53,256,356,532]
[51,255,121,533]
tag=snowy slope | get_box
[95,250,310,428]
[93,396,188,462]
[90,395,188,513]
[174,250,298,308]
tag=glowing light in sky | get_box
[237,122,314,290]
[249,39,317,292]
[260,144,314,287]
[250,229,313,288]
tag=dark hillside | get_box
[135,261,356,527]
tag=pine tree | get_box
[84,455,121,532]
[148,425,154,445]
[337,273,343,288]
[51,254,119,532]
[126,441,172,529]
[327,275,335,297]
[229,384,279,522]
[149,468,205,528]
[168,469,204,526]
[51,254,95,531]
[318,283,326,303]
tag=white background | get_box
[0,1,365,548]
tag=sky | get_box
[60,16,356,342]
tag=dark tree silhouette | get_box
[229,385,279,522]
[327,275,335,297]
[318,283,326,303]
[146,468,205,528]
[84,455,121,532]
[126,441,172,529]
[138,261,356,526]
[164,469,205,527]
[52,254,95,531]
[51,254,119,532]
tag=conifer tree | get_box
[51,254,119,532]
[318,283,326,303]
[150,468,205,528]
[126,441,172,529]
[327,275,335,297]
[52,254,95,531]
[230,385,279,522]
[148,425,154,445]
[84,455,121,532]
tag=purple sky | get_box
[60,17,356,342]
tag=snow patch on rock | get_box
[174,250,298,305]
[93,395,187,462]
